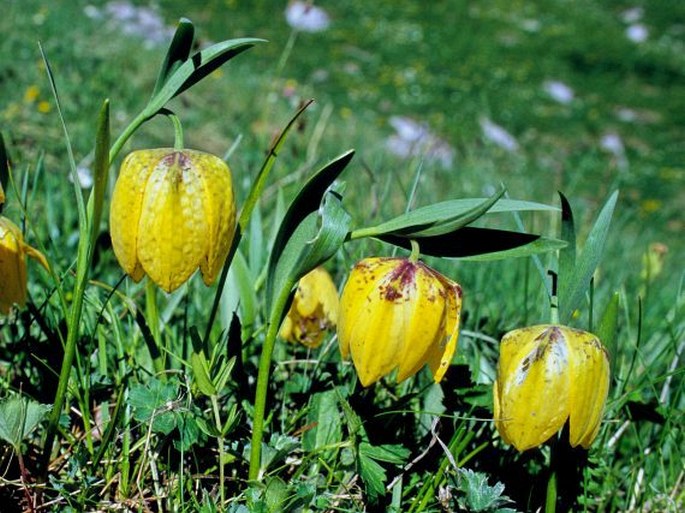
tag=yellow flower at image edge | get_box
[280,267,339,348]
[493,324,610,452]
[110,148,237,293]
[338,257,462,387]
[0,217,48,314]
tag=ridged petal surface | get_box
[495,325,571,451]
[338,257,461,387]
[196,151,236,285]
[110,150,159,282]
[136,151,209,293]
[567,329,610,448]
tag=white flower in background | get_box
[385,116,455,169]
[480,117,519,152]
[83,1,174,48]
[626,24,648,43]
[543,80,574,104]
[285,1,330,33]
[600,132,628,171]
[621,7,644,24]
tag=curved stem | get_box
[248,280,294,480]
[409,239,420,263]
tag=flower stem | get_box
[248,280,294,480]
[409,239,420,263]
[211,394,226,507]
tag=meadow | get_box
[0,0,683,511]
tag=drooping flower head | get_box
[493,324,610,451]
[0,216,48,314]
[337,257,462,387]
[280,266,339,348]
[109,148,236,293]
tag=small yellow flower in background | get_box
[109,148,236,293]
[640,242,668,283]
[0,216,49,315]
[37,101,51,114]
[493,324,610,452]
[337,257,462,387]
[280,267,339,348]
[24,85,40,103]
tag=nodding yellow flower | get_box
[279,267,339,348]
[109,148,236,293]
[0,216,49,315]
[493,324,610,452]
[337,257,462,387]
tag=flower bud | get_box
[0,216,48,314]
[280,267,339,348]
[337,257,462,387]
[109,148,237,293]
[493,324,610,451]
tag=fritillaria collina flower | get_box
[109,148,237,293]
[280,267,339,348]
[337,257,462,387]
[0,216,48,314]
[493,324,610,451]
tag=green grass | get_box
[0,0,683,511]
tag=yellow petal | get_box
[495,325,571,451]
[137,152,209,293]
[110,150,160,282]
[0,217,28,313]
[567,329,610,448]
[426,275,462,383]
[196,151,237,285]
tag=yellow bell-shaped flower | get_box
[279,267,339,348]
[338,257,462,387]
[0,216,48,314]
[109,148,237,293]
[493,324,610,451]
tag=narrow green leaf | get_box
[597,292,620,374]
[379,227,565,259]
[87,99,110,256]
[559,191,619,322]
[558,192,576,298]
[189,328,217,397]
[360,442,410,465]
[354,188,506,239]
[151,18,195,97]
[0,131,9,206]
[145,38,265,116]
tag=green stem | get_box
[161,109,184,150]
[248,280,294,480]
[108,111,149,164]
[409,239,420,263]
[211,395,226,509]
[545,468,558,513]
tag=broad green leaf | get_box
[266,151,354,305]
[559,191,619,322]
[151,18,195,97]
[268,188,351,317]
[379,227,565,260]
[360,442,409,464]
[358,451,387,503]
[264,476,289,513]
[302,391,342,453]
[0,396,51,450]
[87,99,110,256]
[353,188,506,239]
[129,378,179,435]
[145,37,265,116]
